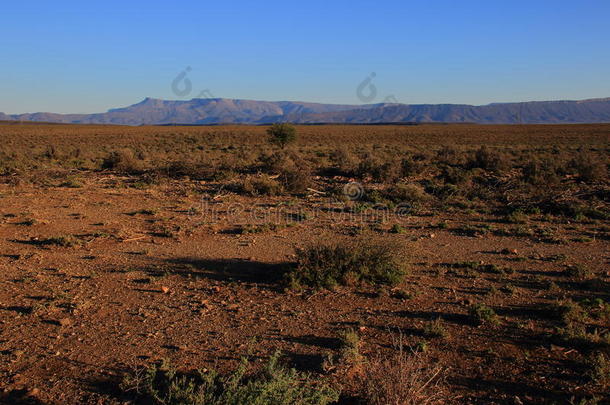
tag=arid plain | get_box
[0,123,608,404]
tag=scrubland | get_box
[0,122,608,404]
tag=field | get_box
[0,122,608,404]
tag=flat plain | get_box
[0,123,608,404]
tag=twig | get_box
[307,187,326,195]
[122,236,147,243]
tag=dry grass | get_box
[360,337,447,405]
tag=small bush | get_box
[329,148,358,176]
[385,183,429,205]
[439,165,471,185]
[400,157,424,177]
[59,177,84,188]
[551,300,588,325]
[339,329,362,365]
[389,224,406,234]
[504,209,528,224]
[469,303,499,325]
[267,123,297,149]
[260,151,313,193]
[467,146,508,172]
[288,239,406,290]
[435,146,463,166]
[359,347,446,405]
[423,318,447,338]
[241,175,283,196]
[121,352,339,405]
[277,156,313,193]
[164,160,214,180]
[571,153,607,183]
[522,158,560,185]
[38,235,82,248]
[564,264,592,279]
[102,149,145,174]
[356,154,400,183]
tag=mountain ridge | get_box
[2,97,610,125]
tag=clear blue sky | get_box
[1,0,609,114]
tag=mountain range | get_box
[2,97,610,125]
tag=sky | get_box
[1,1,609,114]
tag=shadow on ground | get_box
[164,257,291,290]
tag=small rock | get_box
[161,286,170,294]
[59,318,72,327]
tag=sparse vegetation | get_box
[121,352,340,405]
[565,264,593,279]
[469,303,500,325]
[36,235,82,247]
[588,352,610,388]
[0,122,608,403]
[288,239,405,289]
[338,329,362,365]
[359,343,446,405]
[423,318,447,338]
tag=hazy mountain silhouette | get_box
[2,97,610,125]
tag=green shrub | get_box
[504,209,528,224]
[469,303,499,325]
[121,352,339,405]
[267,123,297,149]
[288,239,406,289]
[423,318,447,338]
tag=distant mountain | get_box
[2,97,610,125]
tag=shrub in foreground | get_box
[121,352,339,405]
[288,239,405,289]
[359,348,446,405]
